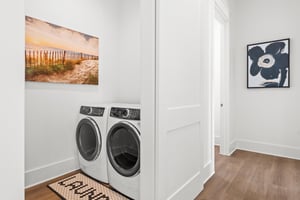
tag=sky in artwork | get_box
[25,16,99,56]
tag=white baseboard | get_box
[169,160,214,199]
[229,140,237,155]
[214,136,221,146]
[201,160,215,185]
[236,139,300,160]
[25,157,79,188]
[167,171,203,200]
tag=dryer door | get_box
[107,121,140,177]
[76,118,101,161]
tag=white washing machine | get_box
[106,104,141,200]
[75,104,109,183]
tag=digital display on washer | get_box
[110,107,140,120]
[80,106,105,116]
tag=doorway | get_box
[212,1,230,156]
[212,17,222,150]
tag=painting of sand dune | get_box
[25,16,99,85]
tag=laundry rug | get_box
[48,173,129,200]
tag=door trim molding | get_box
[140,0,157,199]
[212,0,231,156]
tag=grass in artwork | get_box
[25,64,74,78]
[85,73,99,85]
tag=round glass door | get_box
[76,118,101,161]
[107,122,140,177]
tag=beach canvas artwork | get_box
[25,16,99,85]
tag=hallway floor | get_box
[196,146,300,200]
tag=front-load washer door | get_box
[76,118,101,161]
[107,121,140,177]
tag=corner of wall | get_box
[229,139,237,155]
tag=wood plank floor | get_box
[25,170,80,200]
[26,148,300,200]
[196,146,300,200]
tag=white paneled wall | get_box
[140,0,230,198]
[155,0,207,198]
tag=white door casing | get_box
[213,0,231,156]
[140,0,156,199]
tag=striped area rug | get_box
[48,173,129,200]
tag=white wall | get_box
[25,0,122,187]
[0,1,24,199]
[230,0,300,159]
[118,0,141,103]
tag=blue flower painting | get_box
[247,39,290,88]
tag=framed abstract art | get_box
[247,38,290,88]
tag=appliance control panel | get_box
[110,107,140,120]
[80,106,105,116]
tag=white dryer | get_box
[106,104,141,200]
[76,105,109,183]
